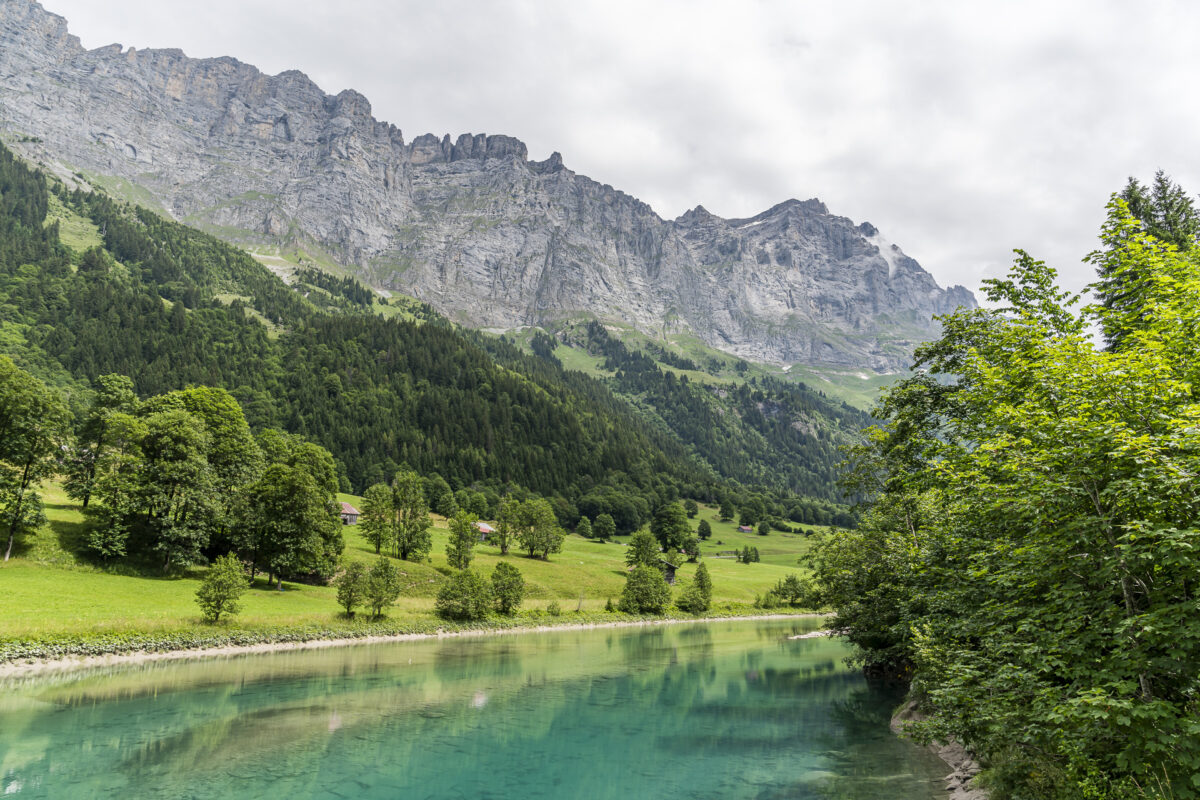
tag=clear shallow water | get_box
[0,619,948,799]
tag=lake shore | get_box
[0,612,823,680]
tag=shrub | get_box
[435,570,493,621]
[196,554,250,624]
[546,600,562,617]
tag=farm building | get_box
[339,502,360,525]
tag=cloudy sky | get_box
[44,0,1200,298]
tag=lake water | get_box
[0,619,948,799]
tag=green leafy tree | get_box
[696,519,712,540]
[335,560,368,617]
[575,517,592,539]
[681,535,700,562]
[718,500,735,521]
[1099,171,1200,350]
[619,565,670,614]
[392,469,432,562]
[495,497,520,555]
[516,498,564,560]
[683,499,698,518]
[195,553,250,623]
[592,513,616,541]
[238,463,341,585]
[650,501,691,552]
[435,569,493,621]
[811,202,1200,797]
[64,373,137,509]
[773,574,806,606]
[85,412,145,561]
[365,557,402,618]
[490,562,525,615]
[625,529,660,569]
[446,509,478,570]
[0,356,70,562]
[358,483,394,555]
[135,409,218,572]
[757,521,770,537]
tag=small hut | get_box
[658,558,678,585]
[475,521,496,542]
[339,502,360,525]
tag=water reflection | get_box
[0,620,947,799]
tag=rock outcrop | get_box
[0,0,975,368]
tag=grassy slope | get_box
[1,489,815,640]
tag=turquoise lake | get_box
[0,619,948,798]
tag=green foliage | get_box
[335,560,368,617]
[618,564,670,614]
[756,521,770,536]
[676,561,712,614]
[696,519,712,540]
[364,557,402,619]
[575,516,592,539]
[513,498,564,560]
[683,499,698,518]
[625,529,660,569]
[490,561,525,615]
[358,483,394,555]
[650,501,691,551]
[772,574,806,606]
[592,513,615,541]
[0,355,70,561]
[435,569,493,621]
[238,463,341,583]
[816,197,1200,797]
[391,469,432,562]
[445,510,478,570]
[195,553,249,623]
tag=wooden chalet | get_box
[339,502,360,525]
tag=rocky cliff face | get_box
[0,0,974,369]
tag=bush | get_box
[546,600,562,617]
[195,553,250,623]
[619,565,671,614]
[435,570,493,621]
[491,562,525,615]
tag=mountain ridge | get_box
[0,0,975,369]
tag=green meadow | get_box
[1,487,818,642]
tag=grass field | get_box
[1,488,818,641]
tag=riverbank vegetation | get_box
[807,176,1200,799]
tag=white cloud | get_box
[44,0,1200,298]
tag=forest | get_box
[806,173,1200,799]
[0,141,853,559]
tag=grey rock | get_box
[0,0,975,369]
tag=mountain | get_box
[0,138,861,527]
[0,0,974,371]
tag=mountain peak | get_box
[0,1,974,369]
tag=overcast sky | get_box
[42,0,1200,298]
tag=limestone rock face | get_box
[0,0,975,369]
